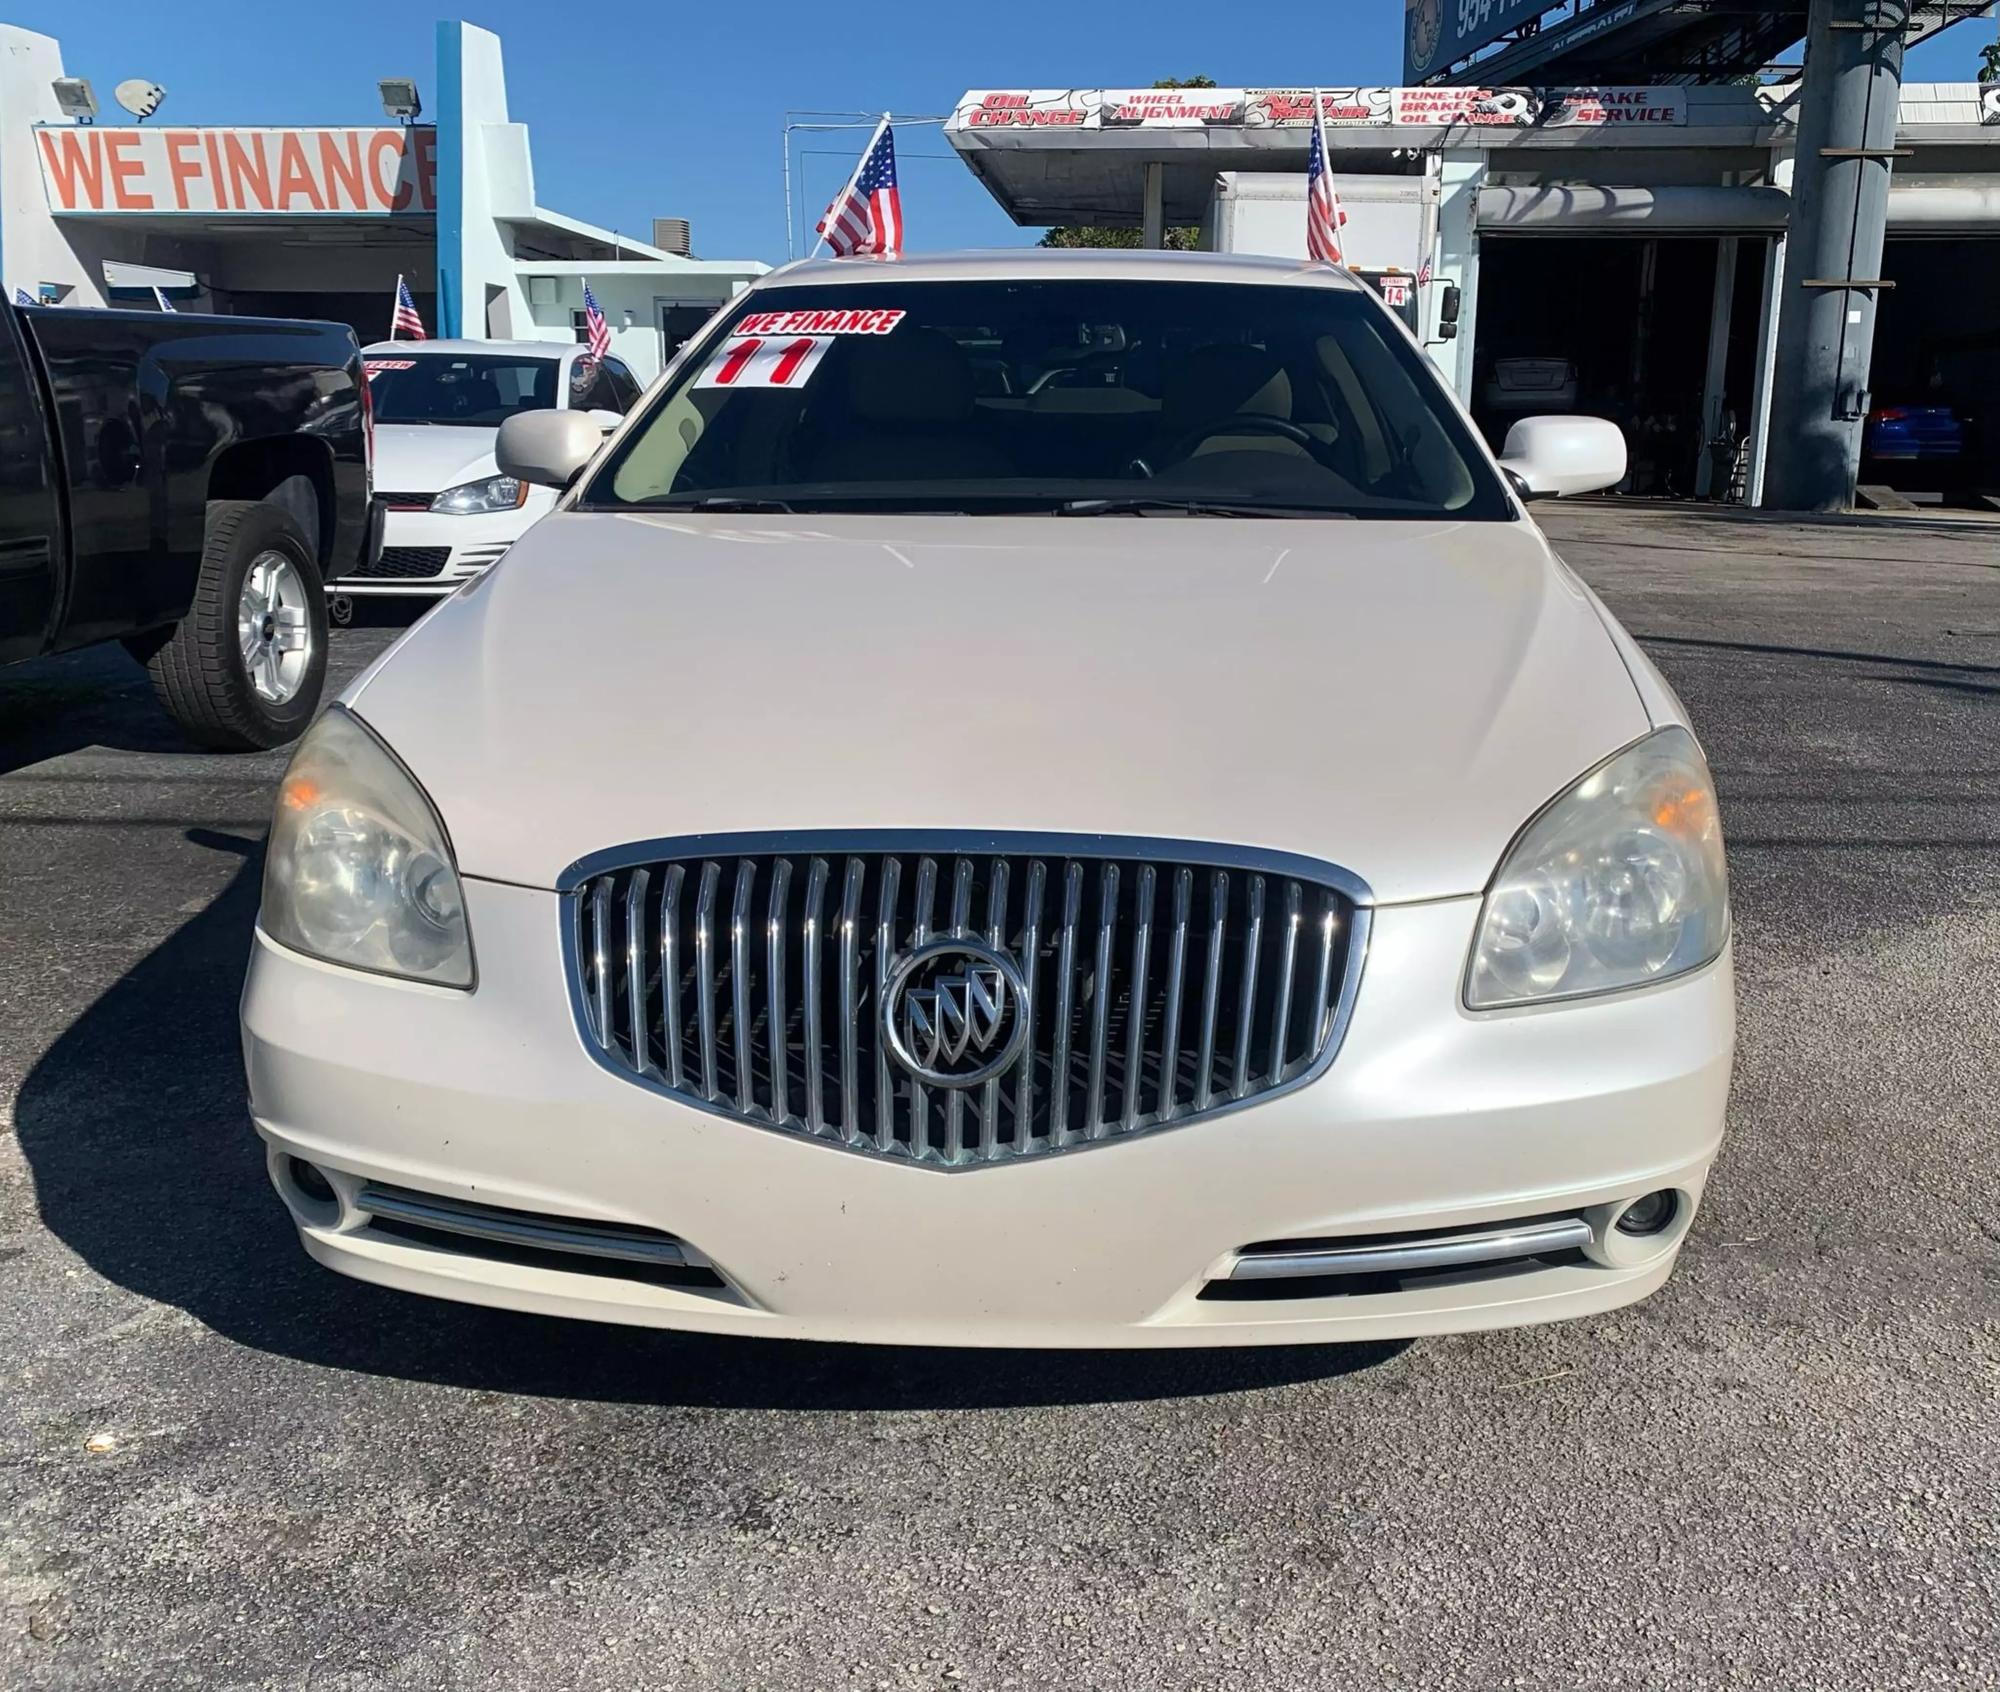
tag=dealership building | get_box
[947,70,2000,505]
[0,21,764,381]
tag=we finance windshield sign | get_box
[36,126,436,216]
[1405,0,1550,80]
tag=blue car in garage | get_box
[1862,402,1968,482]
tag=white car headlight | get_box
[1467,726,1728,1010]
[430,474,527,515]
[261,706,474,988]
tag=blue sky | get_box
[34,3,1995,265]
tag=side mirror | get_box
[1497,415,1628,500]
[496,409,604,490]
[1438,282,1461,341]
[585,407,625,433]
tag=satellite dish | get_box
[113,79,166,121]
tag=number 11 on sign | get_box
[696,334,834,390]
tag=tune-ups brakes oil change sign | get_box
[695,308,906,391]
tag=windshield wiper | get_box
[1056,496,1354,520]
[643,495,799,513]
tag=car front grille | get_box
[354,545,450,579]
[568,835,1368,1169]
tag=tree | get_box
[1979,32,1999,83]
[1037,78,1215,251]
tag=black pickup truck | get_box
[0,301,373,749]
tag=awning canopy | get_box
[944,83,1999,229]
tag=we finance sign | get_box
[36,126,436,216]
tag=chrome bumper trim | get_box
[1229,1216,1594,1282]
[355,1184,700,1268]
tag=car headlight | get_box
[1467,726,1727,1010]
[261,705,474,987]
[430,474,527,515]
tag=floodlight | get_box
[378,79,422,122]
[51,78,98,123]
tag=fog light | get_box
[288,1156,337,1205]
[1616,1189,1678,1237]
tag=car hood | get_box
[370,423,500,493]
[349,511,1649,904]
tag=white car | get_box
[245,251,1732,1349]
[340,339,643,604]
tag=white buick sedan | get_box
[244,251,1732,1349]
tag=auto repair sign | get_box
[952,86,1687,134]
[36,125,437,215]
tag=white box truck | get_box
[1201,171,1440,335]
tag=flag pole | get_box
[389,272,401,342]
[809,112,890,260]
[1312,88,1336,265]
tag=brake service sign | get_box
[35,126,437,215]
[1406,0,1551,81]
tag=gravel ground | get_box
[1,504,1995,1691]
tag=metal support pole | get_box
[782,124,796,262]
[1747,232,1787,508]
[1695,236,1740,498]
[1762,0,1911,512]
[1141,163,1166,250]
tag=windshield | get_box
[366,354,561,426]
[584,279,1510,519]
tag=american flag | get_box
[817,121,902,258]
[1305,95,1348,266]
[1417,254,1433,286]
[582,280,611,360]
[391,275,426,340]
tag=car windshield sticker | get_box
[569,356,599,397]
[363,358,416,376]
[695,333,837,391]
[730,307,905,338]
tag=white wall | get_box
[0,25,120,305]
[440,21,524,341]
[440,22,760,381]
[517,270,746,381]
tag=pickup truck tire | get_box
[139,499,328,751]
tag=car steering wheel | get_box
[1135,413,1327,478]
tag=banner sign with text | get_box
[36,126,437,216]
[950,88,1687,133]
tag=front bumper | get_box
[328,506,531,597]
[242,879,1734,1348]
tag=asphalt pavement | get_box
[1,504,1996,1690]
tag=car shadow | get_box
[1554,494,2000,541]
[0,646,197,776]
[1635,633,2000,680]
[12,842,1402,1410]
[331,596,433,631]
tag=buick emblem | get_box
[881,939,1030,1089]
